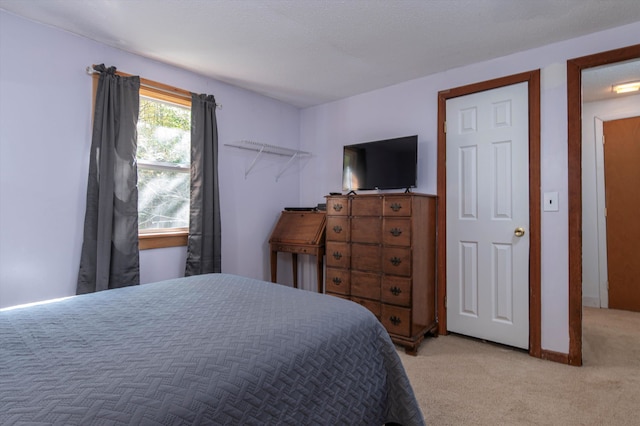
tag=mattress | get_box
[0,273,424,425]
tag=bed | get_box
[0,273,424,425]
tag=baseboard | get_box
[540,349,571,365]
[582,296,600,308]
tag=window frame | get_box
[92,73,192,250]
[137,87,191,249]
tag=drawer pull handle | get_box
[333,225,343,233]
[390,227,402,237]
[390,316,402,326]
[390,257,402,266]
[332,277,342,285]
[333,252,343,260]
[390,203,402,212]
[333,203,343,212]
[390,286,402,296]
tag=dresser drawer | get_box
[382,218,411,246]
[352,297,381,319]
[351,217,381,244]
[325,267,350,295]
[384,196,412,216]
[326,216,349,242]
[381,276,411,307]
[327,197,349,216]
[382,247,412,276]
[351,243,381,272]
[351,196,382,216]
[326,242,350,268]
[382,304,411,337]
[351,270,381,300]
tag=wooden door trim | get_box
[437,70,541,358]
[567,44,640,366]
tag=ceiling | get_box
[582,58,640,102]
[1,0,639,107]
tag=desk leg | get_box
[316,251,324,293]
[292,253,298,289]
[270,250,277,283]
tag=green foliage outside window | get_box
[137,97,191,230]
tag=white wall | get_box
[0,11,302,308]
[299,22,640,354]
[582,94,640,308]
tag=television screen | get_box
[342,135,418,191]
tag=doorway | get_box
[586,111,640,310]
[437,70,542,357]
[567,43,640,366]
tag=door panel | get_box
[459,241,478,316]
[493,243,513,323]
[446,82,529,349]
[604,116,640,312]
[459,145,478,219]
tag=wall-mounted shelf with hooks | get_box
[224,140,311,181]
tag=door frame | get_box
[437,70,542,359]
[567,43,640,366]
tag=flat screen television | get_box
[342,135,418,191]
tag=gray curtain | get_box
[77,65,141,294]
[185,93,221,275]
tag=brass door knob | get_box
[514,227,525,237]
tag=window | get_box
[137,87,191,249]
[92,74,193,250]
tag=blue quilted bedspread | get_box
[0,273,424,425]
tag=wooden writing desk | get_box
[269,211,326,292]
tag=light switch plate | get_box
[543,192,559,212]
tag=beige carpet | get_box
[398,307,640,425]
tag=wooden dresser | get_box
[325,193,437,355]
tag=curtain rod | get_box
[86,65,222,110]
